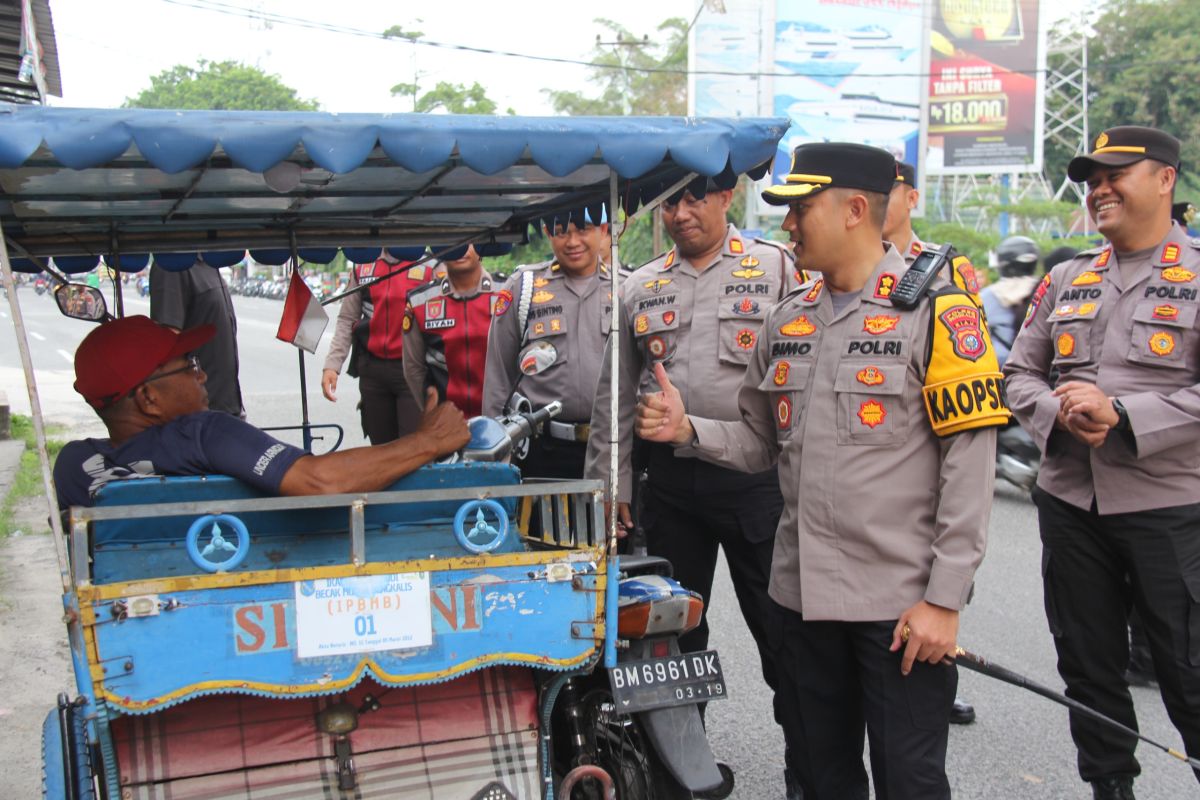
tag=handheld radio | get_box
[889,245,952,309]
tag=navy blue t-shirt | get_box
[54,411,307,510]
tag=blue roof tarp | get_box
[0,105,787,264]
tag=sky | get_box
[48,0,695,113]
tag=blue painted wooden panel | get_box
[89,562,602,712]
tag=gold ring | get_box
[901,624,911,642]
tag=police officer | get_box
[322,251,444,444]
[483,213,611,478]
[638,143,1007,799]
[883,162,984,297]
[585,174,801,791]
[1005,126,1200,800]
[403,244,495,417]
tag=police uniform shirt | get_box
[482,260,613,420]
[1004,224,1200,514]
[683,244,1005,621]
[585,224,799,501]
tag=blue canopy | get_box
[0,105,787,269]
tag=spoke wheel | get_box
[571,689,657,800]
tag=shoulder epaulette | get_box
[406,280,442,304]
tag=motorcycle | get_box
[33,275,48,295]
[996,421,1040,492]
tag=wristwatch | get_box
[1111,398,1130,432]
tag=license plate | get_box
[607,650,726,713]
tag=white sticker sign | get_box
[294,572,432,658]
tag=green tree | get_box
[124,60,318,111]
[544,17,688,116]
[1085,0,1200,194]
[396,81,505,115]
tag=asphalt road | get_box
[1,282,1197,798]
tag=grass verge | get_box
[0,415,66,537]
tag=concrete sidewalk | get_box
[0,438,24,508]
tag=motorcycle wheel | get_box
[570,688,686,800]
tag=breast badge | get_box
[774,361,790,386]
[533,322,546,336]
[874,273,897,299]
[732,298,761,316]
[740,255,760,267]
[533,276,551,289]
[732,266,766,279]
[1153,304,1180,321]
[635,314,649,334]
[550,319,562,333]
[1149,331,1176,356]
[1161,267,1196,283]
[647,335,668,359]
[1078,303,1096,316]
[663,311,677,325]
[857,400,887,428]
[776,395,793,429]
[1056,332,1076,357]
[937,304,987,362]
[856,366,885,386]
[735,329,757,350]
[532,290,556,303]
[779,314,817,337]
[1072,271,1102,286]
[863,314,900,335]
[644,278,673,294]
[427,298,444,319]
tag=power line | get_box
[157,0,1157,81]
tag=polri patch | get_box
[938,304,987,362]
[856,366,885,386]
[857,400,886,428]
[493,289,513,317]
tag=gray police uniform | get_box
[1005,224,1200,784]
[483,259,612,478]
[585,223,799,694]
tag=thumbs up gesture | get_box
[636,363,693,445]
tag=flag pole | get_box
[289,233,313,453]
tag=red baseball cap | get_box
[73,315,215,409]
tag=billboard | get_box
[926,0,1046,174]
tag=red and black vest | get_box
[406,276,496,417]
[353,260,443,359]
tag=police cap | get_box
[763,142,896,206]
[895,161,916,188]
[1067,126,1181,183]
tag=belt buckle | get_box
[574,424,590,443]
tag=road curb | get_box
[0,438,26,508]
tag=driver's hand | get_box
[603,501,633,539]
[417,387,470,457]
[321,369,339,402]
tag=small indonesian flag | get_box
[276,270,329,353]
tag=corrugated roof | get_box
[0,0,61,104]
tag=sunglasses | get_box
[141,354,201,386]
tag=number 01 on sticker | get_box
[294,572,433,658]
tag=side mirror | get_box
[54,283,107,322]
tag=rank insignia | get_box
[779,315,817,337]
[427,298,444,319]
[863,314,900,335]
[1056,332,1076,357]
[1149,331,1176,356]
[776,395,793,429]
[402,311,413,332]
[644,278,672,293]
[732,298,761,316]
[732,267,766,279]
[647,335,667,359]
[938,304,987,361]
[774,361,790,386]
[493,289,512,317]
[735,329,757,350]
[729,238,744,254]
[1096,249,1112,267]
[803,279,824,303]
[663,251,676,268]
[551,263,561,272]
[550,319,562,332]
[635,314,649,334]
[1154,304,1180,321]
[1162,267,1196,283]
[910,241,923,257]
[874,273,897,299]
[1078,303,1097,316]
[1073,271,1102,286]
[857,400,886,428]
[856,366,885,387]
[533,290,556,303]
[533,322,546,336]
[663,311,677,325]
[533,276,550,288]
[740,255,760,267]
[1162,243,1181,264]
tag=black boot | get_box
[949,697,976,725]
[1091,775,1136,800]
